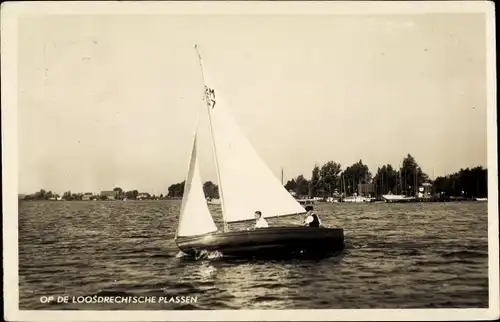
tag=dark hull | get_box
[175,226,344,259]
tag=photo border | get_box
[2,1,498,321]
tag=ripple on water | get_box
[18,200,489,309]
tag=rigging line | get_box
[194,44,229,232]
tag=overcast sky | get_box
[17,13,487,194]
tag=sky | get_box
[17,13,488,195]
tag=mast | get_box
[340,173,343,197]
[403,168,406,196]
[194,44,229,232]
[281,168,284,186]
[381,167,384,195]
[414,167,416,197]
[396,170,399,194]
[415,166,418,197]
[399,165,403,195]
[343,174,346,197]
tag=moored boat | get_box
[382,194,416,203]
[206,198,221,205]
[297,198,316,206]
[342,195,372,203]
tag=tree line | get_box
[20,187,166,201]
[20,153,488,201]
[165,154,487,199]
[167,181,220,199]
[284,154,487,198]
[21,182,221,201]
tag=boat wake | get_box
[195,250,224,260]
[175,251,189,258]
[176,250,224,261]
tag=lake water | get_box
[18,200,489,310]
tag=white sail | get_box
[176,135,218,237]
[202,73,306,223]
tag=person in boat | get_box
[303,205,322,228]
[253,211,269,229]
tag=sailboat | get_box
[174,45,344,259]
[381,162,415,203]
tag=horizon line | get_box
[18,163,488,195]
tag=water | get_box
[18,200,489,310]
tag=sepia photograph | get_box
[2,1,498,321]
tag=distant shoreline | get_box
[18,197,487,203]
[17,162,488,203]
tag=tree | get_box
[292,174,310,196]
[471,166,488,197]
[71,193,83,201]
[318,161,342,197]
[433,166,487,197]
[34,189,46,200]
[342,160,372,195]
[203,181,219,199]
[284,178,297,192]
[373,164,398,196]
[113,187,123,199]
[399,154,429,196]
[167,181,185,198]
[310,165,321,197]
[44,190,54,200]
[63,190,72,201]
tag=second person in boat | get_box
[254,211,269,229]
[303,206,322,227]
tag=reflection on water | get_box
[19,200,489,309]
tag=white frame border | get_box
[2,1,498,321]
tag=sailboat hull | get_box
[175,226,344,259]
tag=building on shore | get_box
[82,192,93,201]
[418,182,433,198]
[137,193,151,200]
[100,190,117,200]
[357,183,375,197]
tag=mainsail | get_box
[176,135,218,237]
[200,65,306,223]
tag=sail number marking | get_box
[205,86,216,109]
